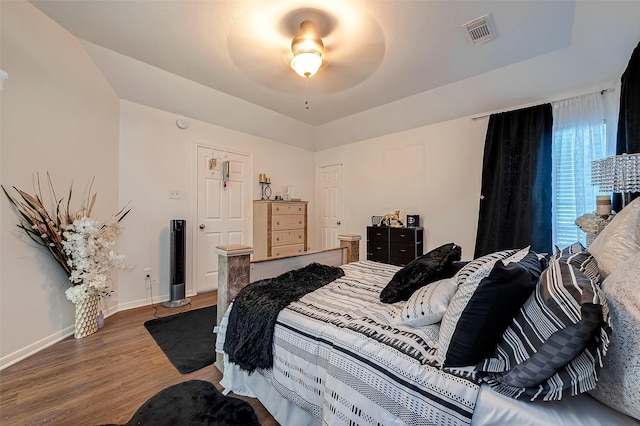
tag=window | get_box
[552,93,607,249]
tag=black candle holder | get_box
[260,182,272,200]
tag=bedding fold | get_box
[223,262,344,373]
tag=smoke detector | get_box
[462,14,496,45]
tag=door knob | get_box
[199,224,205,229]
[337,221,341,225]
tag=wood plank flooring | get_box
[0,292,279,426]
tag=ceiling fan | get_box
[226,4,386,96]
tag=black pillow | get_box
[443,250,542,367]
[380,243,461,303]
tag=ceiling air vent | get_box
[462,14,496,45]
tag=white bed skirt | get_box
[221,358,319,425]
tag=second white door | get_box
[317,164,344,250]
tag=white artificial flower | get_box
[62,216,130,303]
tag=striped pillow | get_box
[393,277,458,327]
[477,254,611,401]
[552,241,600,285]
[436,248,525,365]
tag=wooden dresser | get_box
[366,226,424,266]
[253,200,308,260]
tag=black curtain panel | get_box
[614,41,640,210]
[474,104,553,258]
[616,41,640,155]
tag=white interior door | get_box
[317,164,344,250]
[196,146,252,292]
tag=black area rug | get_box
[144,306,217,374]
[106,380,260,426]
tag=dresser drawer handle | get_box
[399,249,407,253]
[276,221,280,226]
[276,237,280,241]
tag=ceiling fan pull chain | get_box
[305,76,311,110]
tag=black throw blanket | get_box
[223,262,344,373]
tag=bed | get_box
[215,199,640,426]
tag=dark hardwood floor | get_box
[0,292,279,425]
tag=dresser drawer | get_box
[367,227,388,243]
[272,202,306,215]
[367,241,389,260]
[390,227,416,242]
[272,214,305,230]
[272,243,305,258]
[272,229,305,247]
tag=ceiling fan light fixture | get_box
[291,51,323,77]
[290,20,325,78]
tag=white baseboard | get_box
[117,293,170,312]
[0,292,178,371]
[0,326,74,370]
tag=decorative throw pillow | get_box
[476,255,611,401]
[552,242,600,285]
[436,247,527,365]
[380,243,461,303]
[589,197,640,278]
[589,252,640,420]
[392,277,458,327]
[443,250,542,367]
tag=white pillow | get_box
[589,252,640,420]
[394,278,458,327]
[589,197,640,279]
[436,247,528,365]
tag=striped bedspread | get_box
[223,260,480,425]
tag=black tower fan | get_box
[163,219,191,308]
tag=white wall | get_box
[0,1,120,366]
[117,101,315,310]
[315,116,488,261]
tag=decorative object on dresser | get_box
[253,200,307,260]
[381,210,403,227]
[258,173,272,200]
[406,214,420,227]
[366,226,423,266]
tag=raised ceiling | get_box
[28,1,640,150]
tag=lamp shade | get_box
[591,153,640,193]
[290,20,324,78]
[291,51,323,77]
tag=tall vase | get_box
[74,293,100,339]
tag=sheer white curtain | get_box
[552,93,607,248]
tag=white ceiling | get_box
[29,0,640,150]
